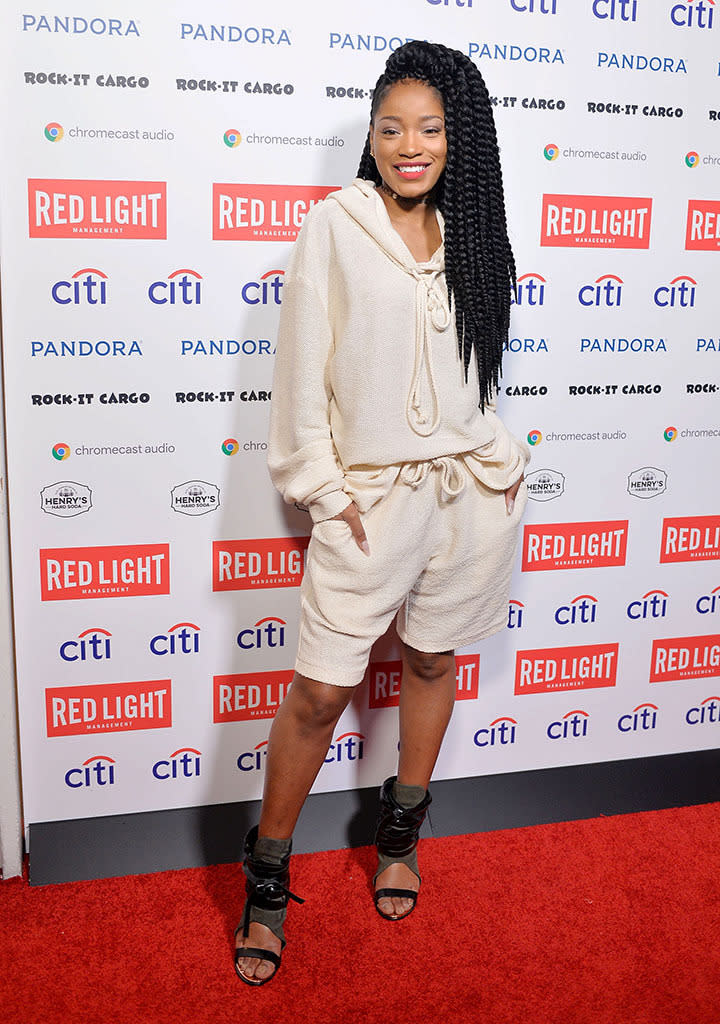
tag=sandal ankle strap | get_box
[375,776,431,859]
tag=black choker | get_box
[379,180,431,205]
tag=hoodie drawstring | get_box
[405,267,451,437]
[399,454,466,499]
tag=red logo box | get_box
[212,183,339,241]
[650,635,720,683]
[686,199,720,251]
[660,516,720,563]
[213,537,310,590]
[368,654,480,709]
[46,679,172,736]
[214,670,293,721]
[28,179,166,238]
[515,643,619,695]
[522,521,628,572]
[541,194,652,249]
[40,543,170,601]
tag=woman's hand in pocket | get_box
[330,502,370,556]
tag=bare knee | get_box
[402,644,455,683]
[287,673,355,731]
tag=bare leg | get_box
[237,672,356,980]
[375,642,456,919]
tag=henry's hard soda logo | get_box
[28,179,167,238]
[40,543,170,600]
[685,199,720,251]
[515,642,619,694]
[46,679,172,736]
[660,516,720,563]
[368,654,480,709]
[650,634,720,683]
[213,537,309,590]
[213,670,293,721]
[541,194,652,248]
[212,183,339,241]
[522,521,629,571]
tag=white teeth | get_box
[397,165,427,173]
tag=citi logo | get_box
[238,740,269,772]
[592,0,639,20]
[670,1,715,29]
[578,274,623,307]
[152,747,202,780]
[241,269,284,305]
[52,268,108,305]
[653,275,697,307]
[149,622,200,656]
[510,0,558,12]
[148,269,202,305]
[514,273,546,306]
[60,626,112,662]
[324,731,365,763]
[65,754,116,789]
[547,709,589,740]
[627,589,668,620]
[507,599,525,629]
[697,586,720,614]
[474,716,517,747]
[555,594,598,626]
[618,703,658,732]
[237,616,286,650]
[686,695,720,725]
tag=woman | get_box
[235,40,529,986]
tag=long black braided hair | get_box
[357,40,516,410]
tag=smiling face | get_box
[369,79,447,200]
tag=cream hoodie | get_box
[268,178,529,523]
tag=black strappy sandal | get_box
[234,825,304,987]
[373,776,432,921]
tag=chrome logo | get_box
[543,144,559,162]
[685,151,700,169]
[664,426,678,443]
[223,129,242,148]
[527,430,543,446]
[221,438,239,455]
[52,442,71,461]
[44,122,63,142]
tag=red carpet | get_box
[2,802,719,1024]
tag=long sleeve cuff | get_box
[308,490,353,523]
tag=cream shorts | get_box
[295,453,527,687]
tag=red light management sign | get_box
[515,643,619,695]
[40,543,170,600]
[541,194,652,249]
[28,179,167,238]
[213,537,310,590]
[522,521,628,572]
[650,635,720,683]
[213,183,339,241]
[685,199,720,251]
[46,679,172,736]
[660,516,720,563]
[214,670,293,721]
[368,654,480,709]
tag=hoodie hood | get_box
[328,178,451,437]
[328,178,444,271]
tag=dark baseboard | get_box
[28,747,720,886]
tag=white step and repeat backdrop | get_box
[0,0,718,834]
